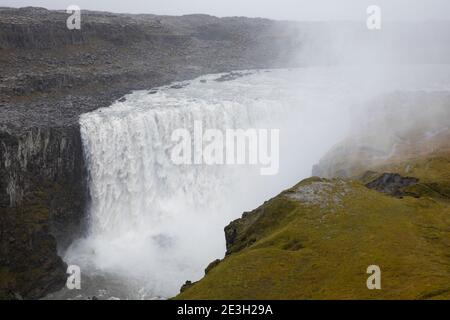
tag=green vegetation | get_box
[0,188,67,299]
[176,155,450,300]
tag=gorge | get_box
[55,65,450,299]
[1,6,450,300]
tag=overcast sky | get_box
[1,0,449,21]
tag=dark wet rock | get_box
[0,125,86,299]
[214,71,253,82]
[204,259,221,275]
[365,173,419,197]
[225,208,265,255]
[170,83,189,89]
[180,280,197,293]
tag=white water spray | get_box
[64,66,450,299]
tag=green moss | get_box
[0,186,63,299]
[176,154,450,300]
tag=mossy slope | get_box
[177,157,450,299]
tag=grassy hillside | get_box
[176,153,450,300]
[176,92,450,300]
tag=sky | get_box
[1,0,450,21]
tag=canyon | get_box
[1,6,450,300]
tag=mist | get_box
[62,68,353,298]
[56,61,450,299]
[276,2,450,167]
[10,0,447,299]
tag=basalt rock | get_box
[0,125,86,299]
[365,173,419,197]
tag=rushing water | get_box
[49,66,450,300]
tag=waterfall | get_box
[64,66,449,299]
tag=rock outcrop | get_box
[0,125,86,299]
[365,173,419,198]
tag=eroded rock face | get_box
[0,205,68,300]
[365,173,419,197]
[225,208,266,256]
[0,125,86,299]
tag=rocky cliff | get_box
[0,124,87,299]
[0,7,302,299]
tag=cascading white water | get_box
[62,66,450,299]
